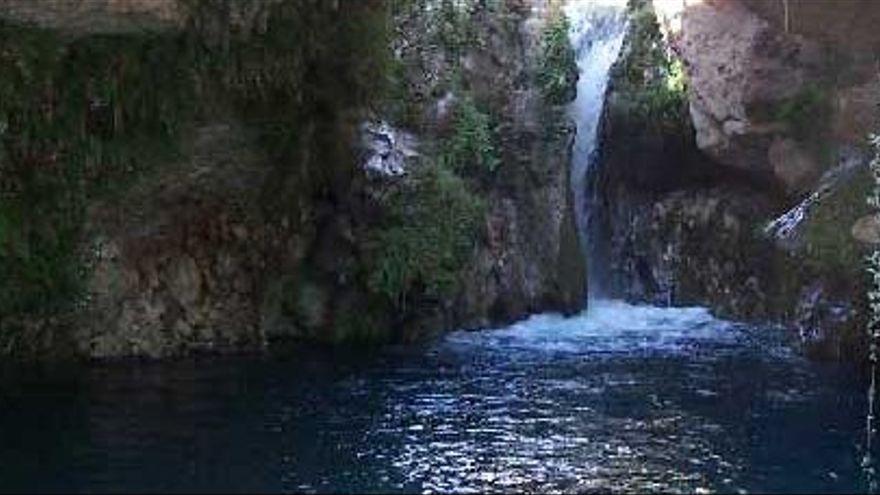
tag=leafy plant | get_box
[436,0,477,62]
[537,7,577,104]
[368,164,485,309]
[617,1,688,128]
[441,96,500,175]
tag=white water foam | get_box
[447,300,738,355]
[565,0,627,294]
[565,0,627,297]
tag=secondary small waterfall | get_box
[564,0,627,299]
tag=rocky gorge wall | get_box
[596,0,879,361]
[0,0,585,359]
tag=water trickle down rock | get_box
[764,148,866,248]
[360,121,418,178]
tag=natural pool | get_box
[0,300,870,493]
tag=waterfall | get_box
[564,0,627,299]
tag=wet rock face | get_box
[81,214,282,358]
[600,184,777,317]
[764,150,866,249]
[598,157,868,360]
[794,282,863,361]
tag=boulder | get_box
[679,0,822,178]
[853,215,880,245]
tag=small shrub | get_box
[436,0,477,61]
[367,164,485,309]
[537,8,577,104]
[441,96,500,174]
[617,1,689,129]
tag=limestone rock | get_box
[853,215,880,245]
[360,121,418,178]
[598,0,875,363]
[768,138,819,194]
[679,0,822,177]
[674,0,880,201]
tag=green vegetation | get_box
[367,164,485,310]
[0,22,194,324]
[537,6,577,104]
[0,0,513,346]
[184,0,392,110]
[384,50,424,129]
[774,85,831,139]
[616,0,688,128]
[441,96,500,175]
[371,55,498,312]
[362,0,504,321]
[188,0,394,190]
[437,0,478,61]
[0,1,397,348]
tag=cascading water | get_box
[564,0,627,299]
[0,3,869,493]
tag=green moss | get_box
[367,164,485,310]
[185,0,396,218]
[773,86,831,140]
[0,22,195,324]
[385,53,425,129]
[803,169,872,274]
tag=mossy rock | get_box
[803,168,872,274]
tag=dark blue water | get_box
[0,302,870,493]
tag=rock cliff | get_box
[0,0,585,359]
[596,0,878,361]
